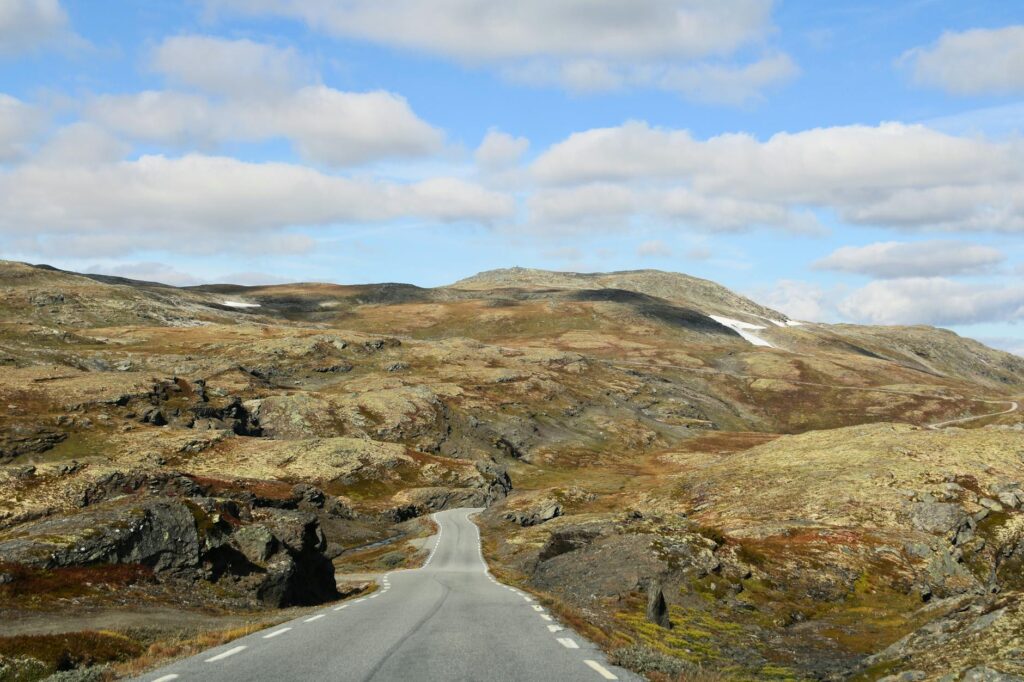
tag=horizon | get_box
[1,1,1022,357]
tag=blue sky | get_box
[1,1,1022,353]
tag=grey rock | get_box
[232,525,277,563]
[878,672,926,682]
[980,497,1006,512]
[962,666,1024,682]
[645,582,672,629]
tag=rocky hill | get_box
[0,259,1022,680]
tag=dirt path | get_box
[926,400,1020,429]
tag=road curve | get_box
[135,508,639,682]
[927,400,1019,429]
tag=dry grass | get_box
[111,621,278,679]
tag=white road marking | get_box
[584,660,619,680]
[334,604,349,611]
[557,637,579,649]
[523,596,533,602]
[531,605,544,611]
[369,594,379,599]
[304,614,325,623]
[355,598,366,603]
[205,646,246,662]
[152,675,180,682]
[547,624,564,633]
[262,627,291,639]
[540,614,553,621]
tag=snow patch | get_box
[785,320,804,327]
[709,315,775,348]
[222,300,261,309]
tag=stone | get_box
[961,667,1024,682]
[233,525,277,564]
[878,672,926,682]
[645,581,672,629]
[980,498,1005,513]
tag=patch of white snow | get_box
[222,301,261,309]
[709,315,775,348]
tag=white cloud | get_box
[203,0,792,104]
[86,86,443,166]
[756,279,832,322]
[33,122,131,166]
[152,35,310,98]
[0,0,69,55]
[0,154,514,255]
[503,52,797,104]
[528,184,637,230]
[902,26,1024,96]
[475,129,529,170]
[839,277,1024,326]
[530,120,1024,234]
[0,94,44,161]
[814,240,1005,278]
[85,261,202,287]
[636,240,672,258]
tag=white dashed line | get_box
[334,604,349,611]
[546,624,564,633]
[304,614,325,623]
[584,660,619,679]
[262,627,291,639]
[354,598,366,603]
[369,594,379,599]
[540,614,553,621]
[557,637,579,649]
[531,605,544,612]
[152,675,180,682]
[205,646,246,662]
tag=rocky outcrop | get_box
[645,581,672,629]
[0,493,339,607]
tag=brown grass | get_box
[0,630,143,675]
[111,621,276,679]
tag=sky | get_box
[0,1,1023,355]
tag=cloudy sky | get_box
[1,1,1023,354]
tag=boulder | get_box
[645,581,672,629]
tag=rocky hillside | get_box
[0,259,1022,680]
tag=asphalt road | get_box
[135,508,640,682]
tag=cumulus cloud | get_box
[757,279,832,322]
[0,154,514,255]
[0,0,70,55]
[86,86,443,166]
[530,120,1024,234]
[475,129,529,171]
[152,35,310,98]
[902,26,1024,96]
[814,240,1005,278]
[0,94,44,161]
[636,240,672,258]
[203,0,793,103]
[839,277,1024,326]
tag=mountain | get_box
[1,259,1022,680]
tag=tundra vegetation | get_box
[1,261,1022,681]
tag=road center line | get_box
[205,645,246,662]
[334,604,349,611]
[262,627,291,639]
[152,675,179,682]
[584,660,619,680]
[304,614,325,623]
[557,637,579,649]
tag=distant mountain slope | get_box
[450,267,793,325]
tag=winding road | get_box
[135,508,639,682]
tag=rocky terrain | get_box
[0,260,1022,680]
